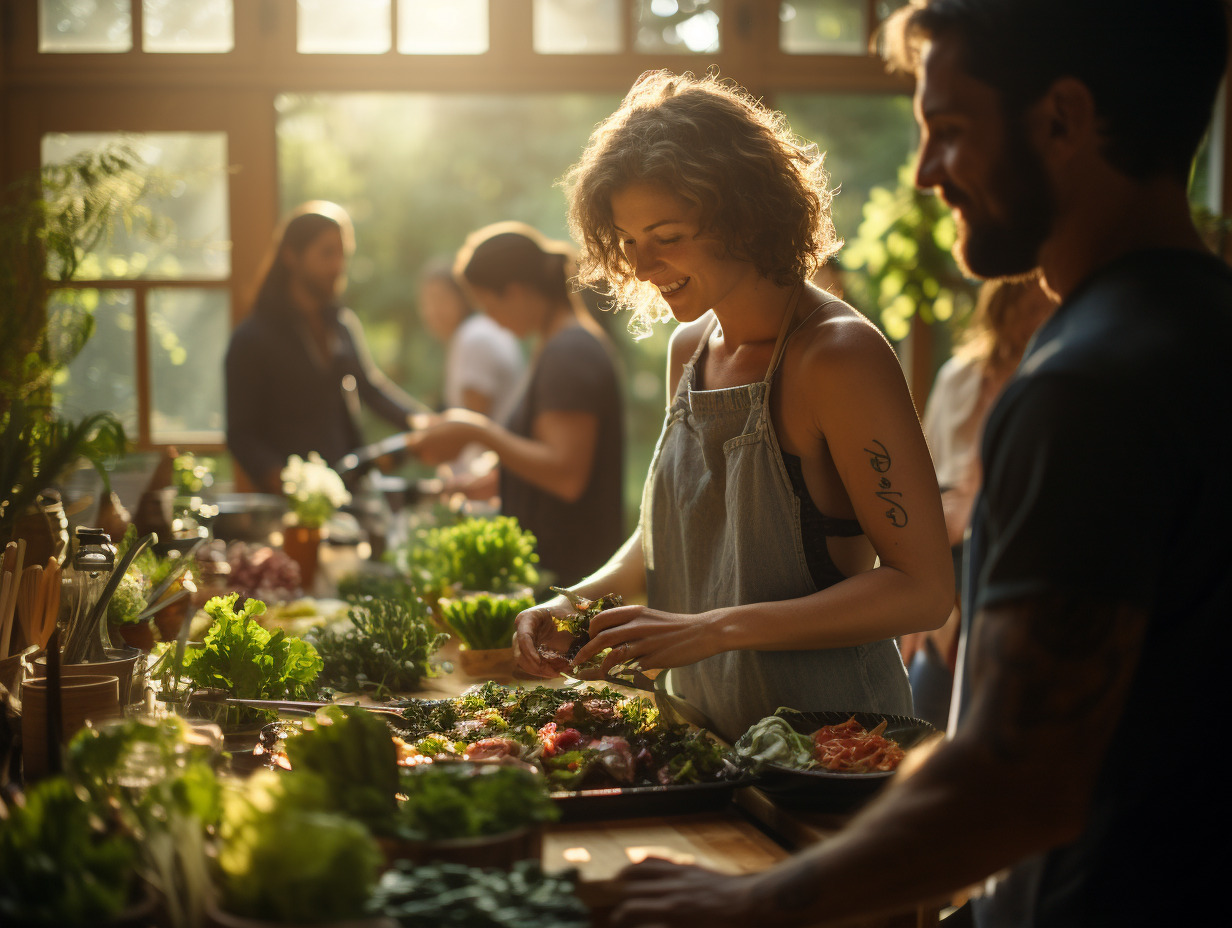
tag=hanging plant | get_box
[841,160,978,342]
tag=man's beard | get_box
[950,122,1055,280]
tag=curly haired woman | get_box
[512,71,953,739]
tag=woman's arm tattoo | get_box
[865,438,909,527]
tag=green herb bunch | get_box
[313,596,449,697]
[282,706,400,829]
[0,777,139,926]
[336,570,418,608]
[438,591,534,650]
[401,515,540,597]
[152,593,322,728]
[371,859,589,928]
[217,769,381,924]
[395,762,558,841]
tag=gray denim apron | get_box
[643,306,913,741]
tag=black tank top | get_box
[781,450,864,590]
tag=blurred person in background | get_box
[406,223,625,587]
[902,277,1054,724]
[416,257,525,480]
[225,201,422,494]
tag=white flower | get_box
[280,452,351,528]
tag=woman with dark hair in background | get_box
[406,222,625,587]
[225,200,422,494]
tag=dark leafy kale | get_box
[392,683,738,788]
[371,859,588,928]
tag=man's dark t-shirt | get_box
[500,324,625,587]
[959,249,1232,927]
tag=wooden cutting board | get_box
[543,811,788,910]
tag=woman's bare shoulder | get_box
[668,313,712,367]
[794,294,896,370]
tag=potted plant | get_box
[0,776,151,927]
[396,516,540,622]
[150,593,323,754]
[212,769,392,928]
[1,145,153,561]
[311,596,447,698]
[436,591,533,680]
[279,452,351,591]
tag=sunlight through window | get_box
[398,0,488,55]
[635,0,722,54]
[533,0,622,54]
[780,0,866,54]
[143,0,234,53]
[39,0,132,53]
[298,0,391,54]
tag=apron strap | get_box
[765,288,837,383]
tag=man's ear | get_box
[1032,77,1100,163]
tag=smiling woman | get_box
[512,71,955,741]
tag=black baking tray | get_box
[754,709,939,813]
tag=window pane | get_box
[143,0,234,53]
[39,0,132,53]
[51,288,139,435]
[298,0,391,54]
[780,0,866,54]
[634,0,721,54]
[534,0,621,54]
[149,288,228,441]
[398,0,488,54]
[41,132,231,281]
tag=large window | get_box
[43,131,231,446]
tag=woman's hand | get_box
[405,409,488,465]
[511,601,577,678]
[570,605,723,678]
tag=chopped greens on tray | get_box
[392,682,740,791]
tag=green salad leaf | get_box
[395,762,558,841]
[0,777,139,927]
[282,705,400,830]
[217,769,382,924]
[152,593,322,727]
[438,591,533,650]
[733,713,817,771]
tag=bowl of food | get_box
[737,709,939,812]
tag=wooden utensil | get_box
[16,564,44,651]
[0,540,21,658]
[40,558,61,649]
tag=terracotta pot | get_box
[7,494,69,568]
[110,620,156,651]
[377,825,541,872]
[22,673,121,780]
[0,644,38,699]
[153,588,195,642]
[457,646,515,681]
[36,647,144,705]
[281,524,321,591]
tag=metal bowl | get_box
[203,493,287,544]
